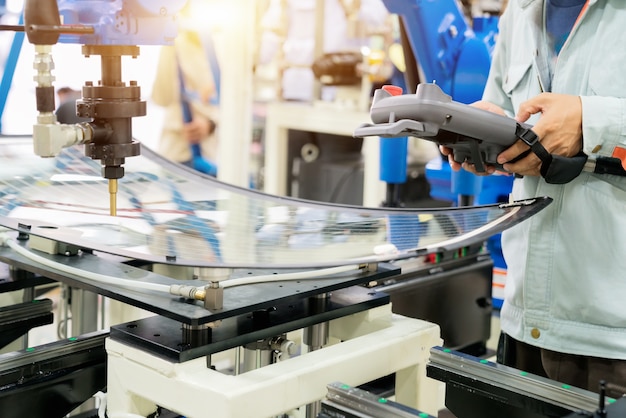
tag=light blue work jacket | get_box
[483,0,626,359]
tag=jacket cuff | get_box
[581,95,626,157]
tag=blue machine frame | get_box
[380,0,511,308]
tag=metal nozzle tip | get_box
[109,179,118,216]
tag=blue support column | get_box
[0,13,24,133]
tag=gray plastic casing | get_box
[354,83,530,171]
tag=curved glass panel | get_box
[0,136,551,268]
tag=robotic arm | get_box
[55,0,187,45]
[382,0,498,103]
[17,0,187,215]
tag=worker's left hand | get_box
[440,100,505,174]
[497,93,583,177]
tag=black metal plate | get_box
[110,285,390,362]
[0,243,397,325]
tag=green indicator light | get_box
[479,359,489,364]
[520,371,528,376]
[608,399,616,404]
[443,348,451,353]
[341,385,350,389]
[69,337,78,342]
[378,398,388,404]
[562,384,571,389]
[25,347,35,352]
[419,414,429,418]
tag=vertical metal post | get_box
[69,288,99,336]
[20,286,34,348]
[235,346,241,375]
[67,288,98,414]
[312,0,325,101]
[218,0,254,188]
[7,266,32,349]
[303,293,330,418]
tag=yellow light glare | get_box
[179,0,239,33]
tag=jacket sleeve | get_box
[576,1,626,158]
[580,96,626,158]
[151,45,177,107]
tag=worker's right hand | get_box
[183,117,215,143]
[439,100,506,174]
[501,93,583,177]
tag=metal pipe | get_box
[109,178,118,216]
[100,55,122,86]
[303,293,330,418]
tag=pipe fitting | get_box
[169,284,204,301]
[33,122,90,157]
[204,283,224,311]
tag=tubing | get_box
[220,264,360,288]
[0,233,363,299]
[0,233,170,294]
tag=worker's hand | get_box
[439,100,505,174]
[183,117,216,144]
[200,85,217,104]
[498,93,583,176]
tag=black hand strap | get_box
[514,123,587,184]
[514,124,552,175]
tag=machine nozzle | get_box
[109,178,118,216]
